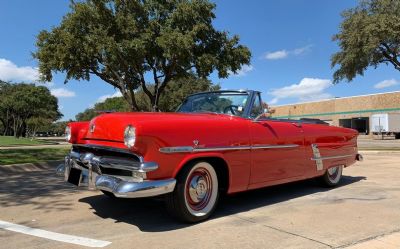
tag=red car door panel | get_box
[249,120,306,184]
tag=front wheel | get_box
[165,161,219,223]
[319,165,343,187]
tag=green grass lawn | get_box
[0,148,70,165]
[0,136,56,147]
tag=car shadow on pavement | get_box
[0,162,77,211]
[79,175,366,232]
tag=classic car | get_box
[57,90,363,222]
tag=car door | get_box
[248,94,306,184]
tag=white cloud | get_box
[293,45,313,55]
[35,81,54,87]
[264,45,312,60]
[374,79,398,89]
[264,50,289,60]
[229,65,254,77]
[268,78,332,104]
[97,90,123,103]
[0,58,39,82]
[51,88,76,98]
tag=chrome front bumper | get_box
[56,148,176,198]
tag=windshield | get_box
[177,92,249,116]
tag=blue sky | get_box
[0,0,399,120]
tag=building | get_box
[271,91,400,135]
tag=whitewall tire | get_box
[320,165,343,187]
[166,161,219,223]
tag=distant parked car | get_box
[57,90,363,222]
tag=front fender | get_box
[173,152,228,178]
[171,151,250,194]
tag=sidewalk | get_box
[344,231,400,249]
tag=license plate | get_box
[68,167,82,186]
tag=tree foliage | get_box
[75,76,219,121]
[76,96,130,121]
[35,0,251,111]
[136,76,220,111]
[48,121,70,136]
[331,0,400,83]
[0,81,62,137]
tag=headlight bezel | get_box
[124,125,136,148]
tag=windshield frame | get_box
[177,90,259,118]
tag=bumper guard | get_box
[56,148,176,198]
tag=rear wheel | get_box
[319,165,343,187]
[165,161,219,223]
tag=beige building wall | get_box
[271,91,400,134]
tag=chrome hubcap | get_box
[327,166,341,182]
[328,167,337,175]
[185,167,213,211]
[189,176,208,202]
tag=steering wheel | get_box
[223,105,239,115]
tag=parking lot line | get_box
[0,220,111,248]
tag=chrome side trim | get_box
[311,143,356,171]
[194,146,251,152]
[252,144,299,149]
[159,146,194,153]
[311,144,324,171]
[159,144,299,154]
[311,154,355,161]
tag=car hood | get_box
[84,112,238,142]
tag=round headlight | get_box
[65,126,71,142]
[124,125,136,148]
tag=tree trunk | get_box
[124,86,139,112]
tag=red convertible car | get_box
[57,90,363,222]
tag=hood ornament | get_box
[89,123,95,133]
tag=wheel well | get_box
[178,157,229,194]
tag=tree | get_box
[48,121,70,136]
[137,76,220,111]
[75,76,219,121]
[331,0,400,83]
[76,96,130,121]
[0,82,62,137]
[34,0,251,111]
[26,117,52,137]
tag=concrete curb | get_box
[0,160,63,173]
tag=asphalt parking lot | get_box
[1,152,400,249]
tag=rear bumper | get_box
[56,149,176,198]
